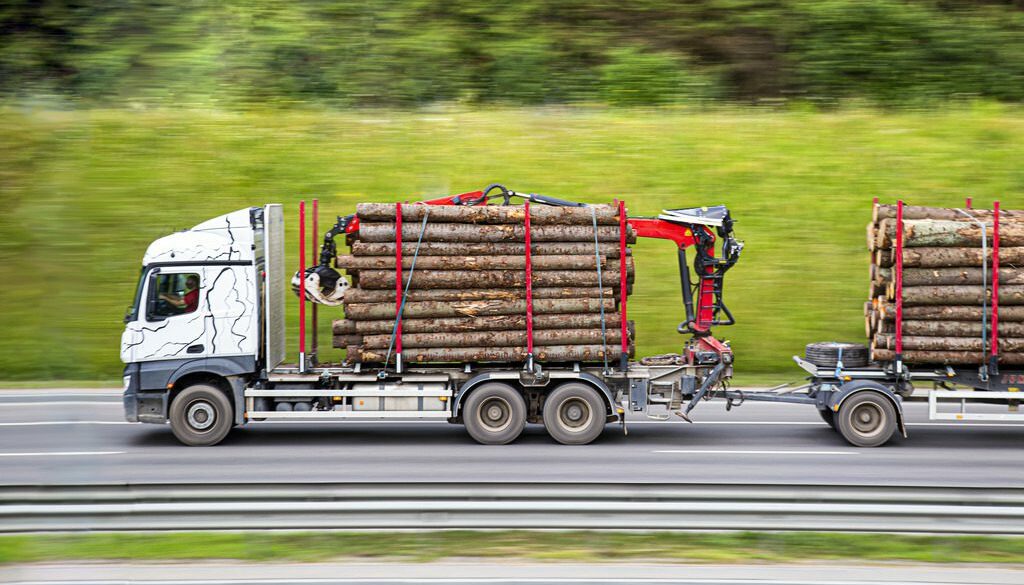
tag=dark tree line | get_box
[2,0,1023,107]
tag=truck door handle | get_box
[186,344,204,354]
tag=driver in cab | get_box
[160,275,199,314]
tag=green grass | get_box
[2,531,1024,565]
[1,104,1023,381]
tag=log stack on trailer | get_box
[864,201,1024,365]
[332,202,636,365]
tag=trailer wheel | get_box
[463,383,527,445]
[836,392,897,448]
[817,408,837,430]
[542,383,605,445]
[169,384,233,446]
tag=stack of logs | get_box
[332,202,636,364]
[865,203,1024,365]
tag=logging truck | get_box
[120,186,1023,448]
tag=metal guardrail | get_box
[2,482,1023,534]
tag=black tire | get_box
[818,407,837,430]
[463,383,527,445]
[542,383,606,445]
[836,392,897,448]
[169,384,233,446]
[805,342,869,368]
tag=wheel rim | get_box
[556,397,593,433]
[186,400,216,432]
[850,402,885,438]
[477,396,512,432]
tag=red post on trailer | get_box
[894,200,904,370]
[618,200,628,371]
[966,197,973,209]
[298,200,307,372]
[992,201,1001,372]
[524,202,534,368]
[395,203,404,373]
[311,198,318,365]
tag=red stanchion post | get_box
[298,200,307,372]
[992,201,1001,372]
[894,200,904,373]
[524,201,534,370]
[618,200,628,371]
[311,198,318,365]
[394,203,403,373]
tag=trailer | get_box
[717,198,1024,447]
[120,186,743,446]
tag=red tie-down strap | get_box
[894,200,904,370]
[395,203,403,362]
[618,200,628,370]
[524,202,535,363]
[992,200,1001,371]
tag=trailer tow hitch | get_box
[676,360,727,422]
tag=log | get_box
[356,203,620,225]
[356,222,637,244]
[357,344,632,364]
[882,246,1024,268]
[866,222,876,252]
[342,287,612,303]
[897,285,1024,306]
[876,220,1024,248]
[897,320,1024,338]
[874,204,1024,222]
[343,297,616,320]
[877,304,1024,322]
[354,269,630,290]
[333,313,622,335]
[337,254,635,272]
[900,267,1024,287]
[875,335,1024,352]
[871,348,1024,366]
[350,241,627,257]
[357,328,625,350]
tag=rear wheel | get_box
[463,383,527,445]
[836,392,897,447]
[169,384,233,446]
[542,383,606,445]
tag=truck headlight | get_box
[123,375,132,391]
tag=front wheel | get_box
[836,392,897,448]
[463,383,527,445]
[169,384,233,446]
[542,383,606,445]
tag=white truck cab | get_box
[121,206,282,433]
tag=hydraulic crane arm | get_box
[628,210,742,336]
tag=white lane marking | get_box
[1,578,992,585]
[0,401,120,406]
[0,419,1021,428]
[0,451,125,457]
[653,449,859,456]
[0,392,121,398]
[0,421,129,427]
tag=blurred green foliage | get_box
[4,530,1024,564]
[2,0,1024,107]
[0,106,1021,380]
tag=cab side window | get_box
[148,272,201,320]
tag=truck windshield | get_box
[124,267,146,323]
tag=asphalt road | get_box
[2,388,1024,486]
